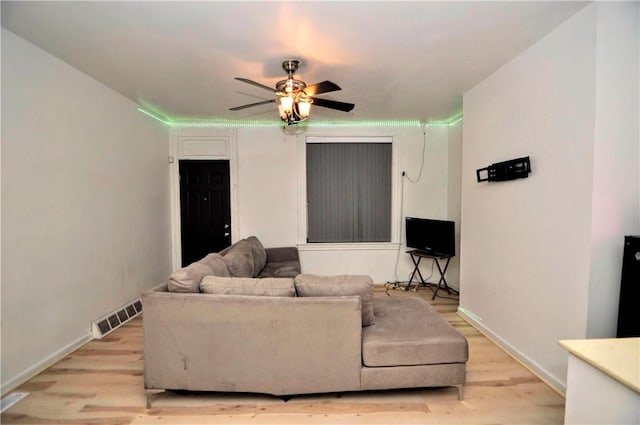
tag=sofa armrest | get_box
[265,246,299,263]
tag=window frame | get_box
[297,136,400,249]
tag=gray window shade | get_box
[307,143,391,243]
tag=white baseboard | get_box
[457,308,566,396]
[1,392,29,413]
[1,333,92,396]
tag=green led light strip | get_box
[137,107,462,128]
[137,107,173,126]
[427,112,463,126]
[457,306,482,322]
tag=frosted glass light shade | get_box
[298,100,311,117]
[280,95,294,114]
[277,103,286,119]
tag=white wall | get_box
[586,3,640,338]
[1,29,172,392]
[235,126,300,246]
[299,125,450,284]
[459,3,639,392]
[174,124,453,284]
[446,122,463,288]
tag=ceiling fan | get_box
[230,60,355,125]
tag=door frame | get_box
[169,128,239,270]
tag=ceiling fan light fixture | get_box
[297,98,312,118]
[231,59,354,126]
[280,95,294,114]
[276,78,306,94]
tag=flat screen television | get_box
[405,217,455,257]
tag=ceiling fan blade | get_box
[311,97,355,112]
[229,99,276,111]
[304,81,341,96]
[234,77,275,92]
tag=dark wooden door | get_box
[179,160,231,266]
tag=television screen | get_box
[405,217,455,257]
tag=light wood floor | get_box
[2,286,565,424]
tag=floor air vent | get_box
[92,299,142,338]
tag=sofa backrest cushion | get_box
[222,239,255,277]
[168,260,214,293]
[245,236,267,276]
[294,274,375,326]
[200,276,296,297]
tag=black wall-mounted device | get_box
[477,156,531,182]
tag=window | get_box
[306,138,392,243]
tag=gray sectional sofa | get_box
[142,236,468,407]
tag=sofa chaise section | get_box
[361,296,467,398]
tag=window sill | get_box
[297,242,401,252]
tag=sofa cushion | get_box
[222,240,254,277]
[200,276,296,297]
[199,253,231,277]
[245,236,267,277]
[168,260,214,293]
[265,246,300,263]
[294,274,375,326]
[258,261,301,278]
[362,296,468,367]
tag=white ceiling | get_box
[2,1,589,124]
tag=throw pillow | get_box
[168,260,214,293]
[294,274,376,326]
[222,239,254,277]
[199,253,231,277]
[245,236,267,276]
[200,276,296,297]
